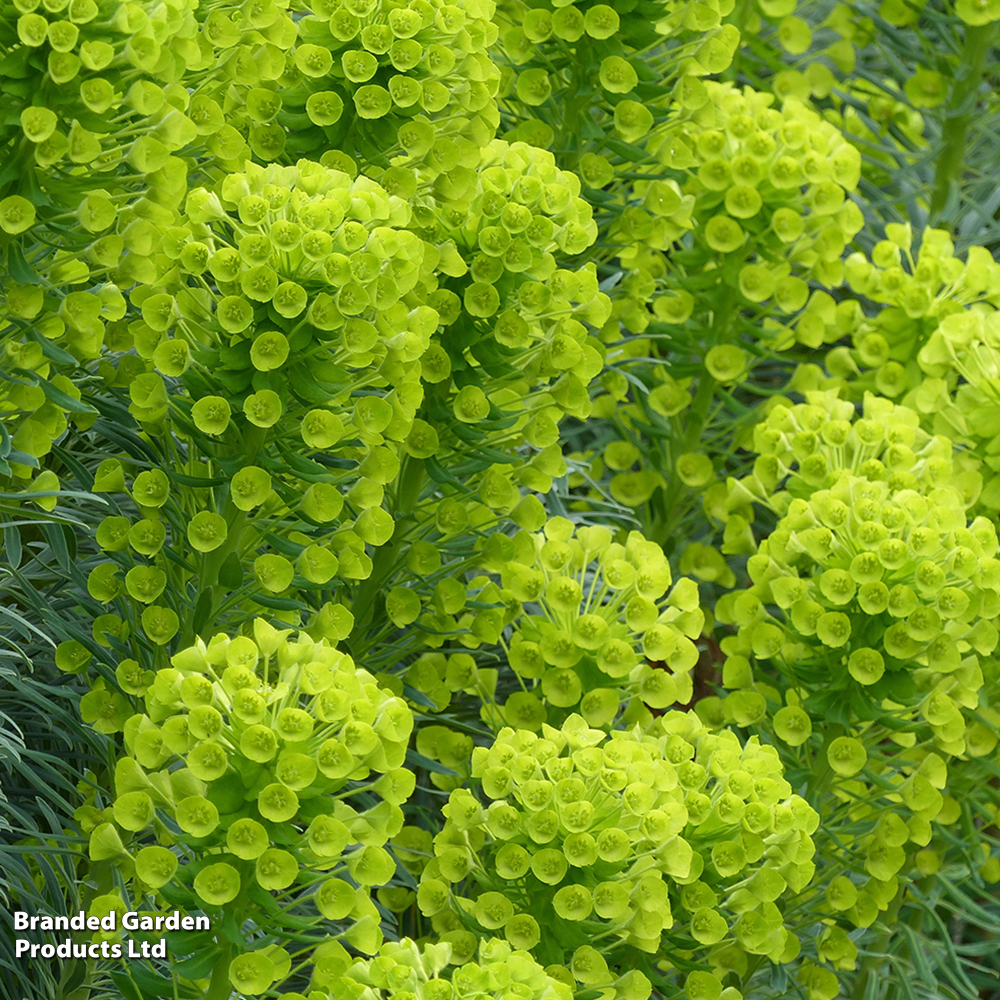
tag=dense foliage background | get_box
[2,1,1000,999]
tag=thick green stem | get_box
[929,23,996,220]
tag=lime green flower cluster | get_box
[836,227,1000,504]
[146,158,419,386]
[0,0,202,178]
[647,82,864,320]
[418,713,817,972]
[310,935,651,1000]
[485,518,703,728]
[123,159,426,581]
[87,621,414,970]
[494,0,739,153]
[730,388,983,512]
[374,137,611,445]
[844,225,1000,372]
[398,138,607,362]
[404,134,601,262]
[187,0,501,166]
[744,4,962,210]
[914,307,1000,507]
[292,0,502,154]
[718,391,998,755]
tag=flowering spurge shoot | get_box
[255,0,500,164]
[494,0,739,156]
[840,225,1000,398]
[845,226,1000,333]
[386,138,609,407]
[307,936,652,1000]
[483,518,703,729]
[728,389,983,518]
[628,83,864,345]
[176,0,500,169]
[92,621,414,981]
[101,159,431,589]
[146,157,419,392]
[834,228,1000,506]
[717,391,999,755]
[0,0,202,180]
[417,712,817,972]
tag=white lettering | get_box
[14,913,28,931]
[120,910,208,932]
[127,938,168,959]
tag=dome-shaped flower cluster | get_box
[312,935,651,1000]
[487,518,703,728]
[89,622,414,949]
[118,159,429,576]
[493,0,739,154]
[0,0,202,177]
[418,713,817,969]
[294,0,500,149]
[845,225,1000,354]
[596,81,866,362]
[652,82,864,309]
[371,137,611,437]
[187,0,501,165]
[397,138,607,350]
[835,228,1000,509]
[719,391,998,755]
[733,389,982,509]
[159,159,419,373]
[912,306,1000,508]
